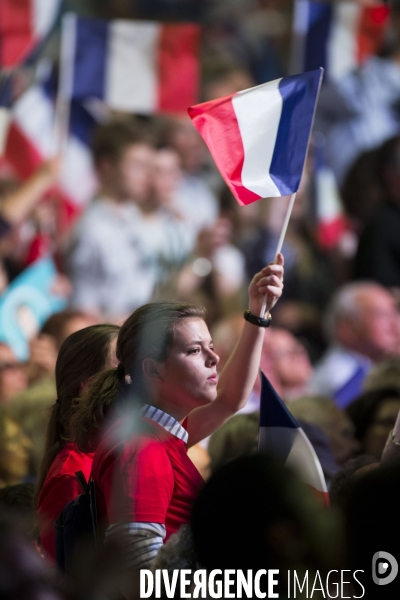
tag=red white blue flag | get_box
[4,69,96,230]
[188,69,323,206]
[66,16,200,115]
[258,371,329,504]
[292,0,390,82]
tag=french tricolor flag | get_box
[258,371,329,504]
[4,69,97,235]
[188,69,323,207]
[292,0,389,82]
[67,16,200,115]
[0,0,61,68]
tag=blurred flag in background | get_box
[0,0,62,68]
[292,0,390,81]
[3,66,97,231]
[66,16,200,114]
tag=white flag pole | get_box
[259,192,296,318]
[52,13,76,157]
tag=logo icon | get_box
[372,551,398,585]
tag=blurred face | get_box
[117,143,155,202]
[325,409,360,465]
[157,318,220,414]
[269,329,313,392]
[362,398,400,460]
[169,116,208,173]
[152,148,182,203]
[0,344,27,403]
[61,314,100,347]
[342,287,399,361]
[0,418,32,486]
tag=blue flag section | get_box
[259,371,299,430]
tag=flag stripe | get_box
[106,20,159,113]
[188,96,261,206]
[232,79,282,198]
[33,0,59,37]
[270,71,321,195]
[73,17,108,100]
[285,429,327,493]
[328,2,359,82]
[304,0,332,73]
[259,373,299,429]
[158,24,200,113]
[0,0,32,67]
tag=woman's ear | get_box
[142,358,164,381]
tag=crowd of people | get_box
[0,0,400,598]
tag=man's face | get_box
[354,288,399,361]
[339,286,399,361]
[116,143,155,203]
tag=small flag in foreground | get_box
[292,0,389,82]
[258,371,329,504]
[68,16,200,115]
[188,69,323,206]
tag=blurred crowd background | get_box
[1,0,400,598]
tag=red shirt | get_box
[37,442,93,564]
[92,416,203,541]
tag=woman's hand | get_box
[248,253,284,317]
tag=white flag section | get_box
[258,372,329,504]
[189,69,323,206]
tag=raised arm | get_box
[1,158,59,226]
[186,253,284,447]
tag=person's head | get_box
[346,387,400,460]
[324,282,398,362]
[376,135,400,204]
[162,115,208,174]
[92,121,155,202]
[40,309,100,350]
[329,455,378,511]
[202,57,254,102]
[0,407,31,488]
[34,324,119,504]
[363,357,400,393]
[0,343,27,403]
[70,302,215,452]
[151,146,182,205]
[289,396,361,465]
[261,328,313,400]
[346,462,400,598]
[192,454,341,577]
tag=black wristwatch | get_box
[243,309,272,327]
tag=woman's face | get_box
[0,418,32,487]
[157,318,220,413]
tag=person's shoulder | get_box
[94,417,169,463]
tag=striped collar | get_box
[138,404,188,444]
